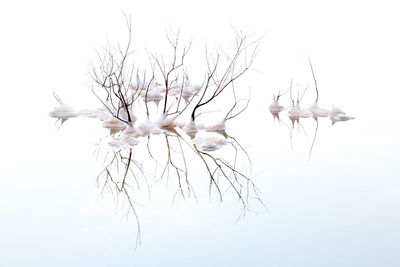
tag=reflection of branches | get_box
[92,124,263,251]
[308,118,319,160]
[171,127,259,211]
[232,137,251,171]
[96,148,151,250]
[288,117,311,154]
[88,24,262,246]
[298,120,309,138]
[46,13,266,252]
[271,111,291,130]
[289,117,298,152]
[192,140,262,214]
[201,148,247,202]
[160,133,197,202]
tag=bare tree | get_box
[90,14,142,125]
[191,31,261,121]
[82,19,265,249]
[152,31,192,115]
[308,58,319,103]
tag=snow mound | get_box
[204,119,226,132]
[182,84,201,102]
[329,105,355,124]
[143,86,164,102]
[288,104,312,118]
[182,120,198,133]
[308,103,329,117]
[330,105,346,117]
[120,135,139,147]
[269,100,285,113]
[49,103,79,120]
[156,114,179,129]
[102,117,126,131]
[136,117,161,136]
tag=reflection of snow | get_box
[193,133,231,151]
[78,109,99,118]
[124,125,138,137]
[330,113,355,124]
[108,138,122,149]
[120,135,139,147]
[107,124,140,150]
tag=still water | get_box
[1,88,399,266]
[1,1,400,266]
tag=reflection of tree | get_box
[268,60,354,159]
[162,131,194,202]
[289,116,309,153]
[269,110,323,160]
[95,129,262,248]
[193,144,262,210]
[50,14,264,251]
[308,118,319,160]
[96,148,148,248]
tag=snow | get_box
[49,103,79,120]
[330,105,345,117]
[182,83,201,102]
[328,105,355,124]
[102,117,126,131]
[307,102,330,117]
[181,120,198,134]
[288,104,312,118]
[269,100,285,113]
[142,85,164,102]
[135,117,161,136]
[120,135,139,147]
[204,119,226,132]
[156,113,179,129]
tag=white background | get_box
[1,0,400,266]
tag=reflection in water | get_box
[308,118,319,160]
[269,60,355,158]
[93,127,261,248]
[50,16,263,249]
